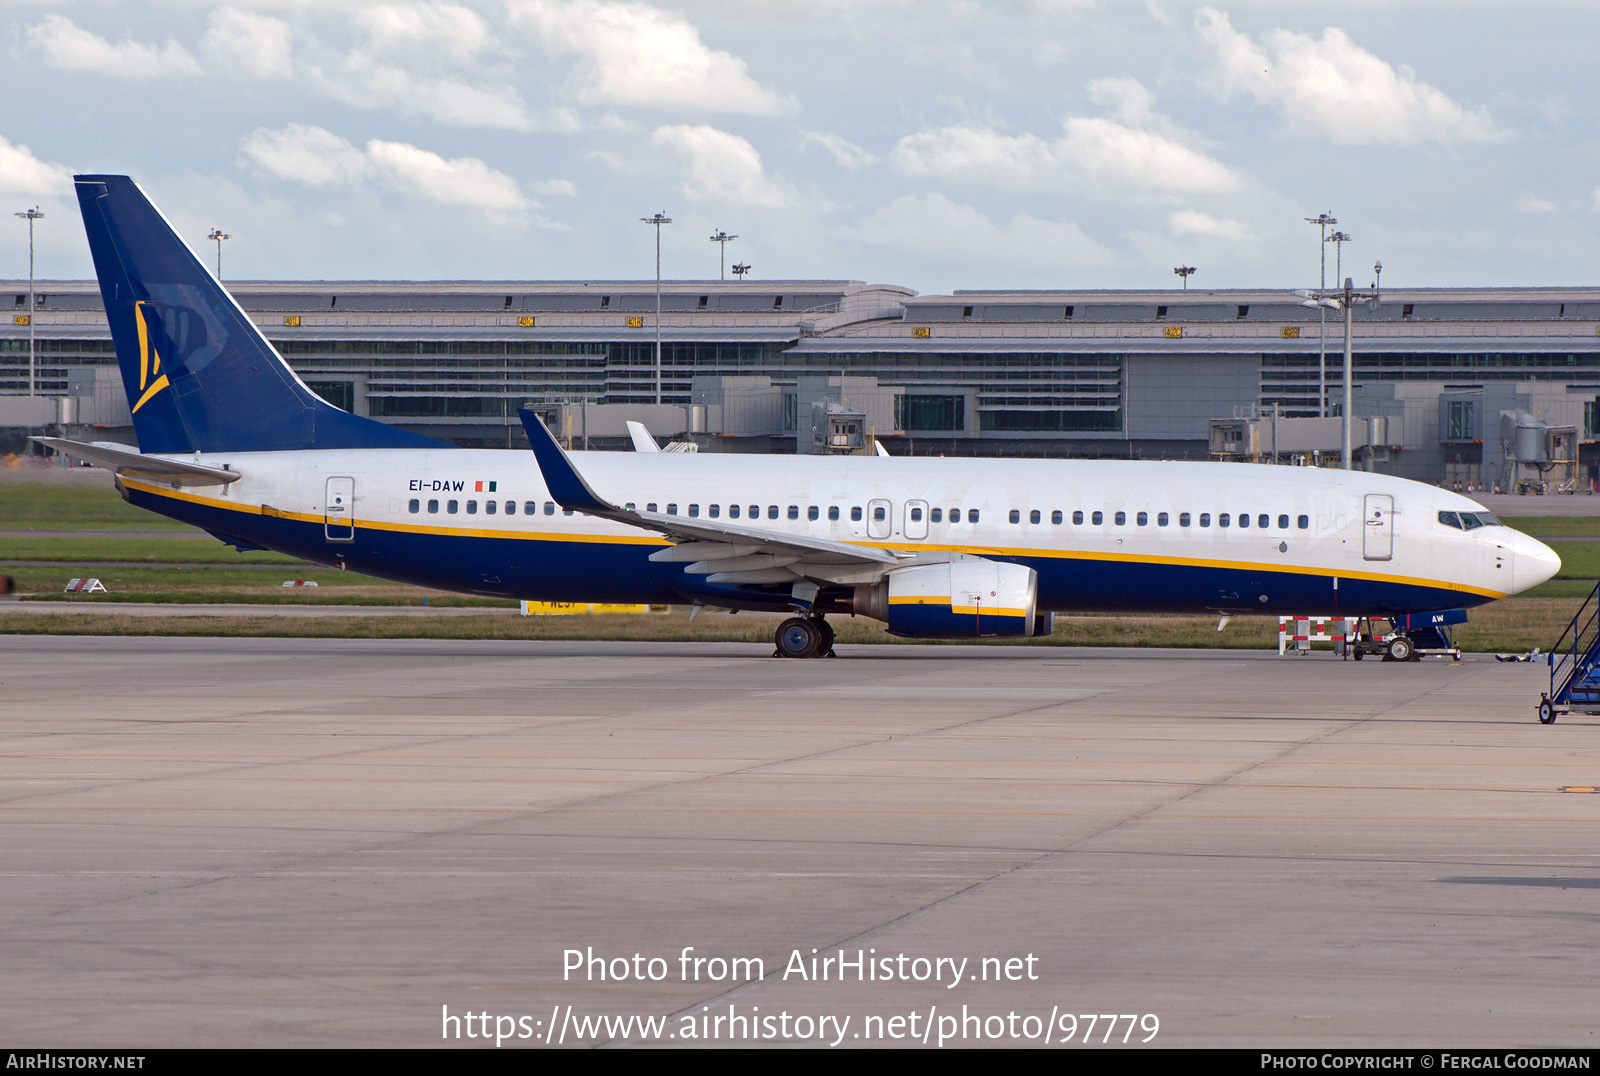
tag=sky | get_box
[0,0,1595,295]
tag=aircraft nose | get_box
[1511,530,1561,593]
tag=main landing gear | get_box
[774,616,836,658]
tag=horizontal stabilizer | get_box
[33,437,240,485]
[626,421,660,453]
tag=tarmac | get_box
[0,636,1595,1049]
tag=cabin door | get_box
[867,498,893,539]
[325,476,355,542]
[1362,494,1393,560]
[904,499,929,540]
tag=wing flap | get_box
[33,437,241,486]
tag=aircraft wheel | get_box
[1387,636,1414,663]
[1538,699,1557,725]
[814,618,835,657]
[775,617,822,659]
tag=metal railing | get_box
[1548,581,1600,702]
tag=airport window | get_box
[1030,510,1041,524]
[1179,512,1190,527]
[930,508,942,523]
[525,501,538,515]
[666,503,677,515]
[447,500,458,514]
[1239,514,1249,529]
[1439,511,1462,529]
[1259,514,1270,529]
[1219,513,1230,527]
[708,504,719,518]
[789,506,800,520]
[689,504,699,517]
[962,306,973,318]
[909,506,922,522]
[698,295,708,308]
[773,296,783,308]
[1298,515,1309,529]
[1010,509,1021,524]
[1115,511,1126,526]
[968,509,980,523]
[851,506,863,522]
[1063,306,1074,318]
[1236,305,1249,319]
[829,506,840,521]
[1092,511,1103,525]
[768,505,779,520]
[1136,511,1147,526]
[1155,305,1168,319]
[544,502,555,516]
[600,295,610,309]
[1199,513,1210,527]
[504,296,513,308]
[1051,510,1062,525]
[1402,303,1414,317]
[730,505,740,519]
[1158,512,1169,526]
[466,500,477,514]
[428,499,438,513]
[1277,514,1288,529]
[506,501,516,515]
[809,505,820,521]
[485,501,496,515]
[408,499,420,514]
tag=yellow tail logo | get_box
[131,302,169,414]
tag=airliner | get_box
[39,175,1562,658]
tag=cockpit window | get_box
[1458,512,1491,530]
[1438,511,1462,529]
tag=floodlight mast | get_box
[731,263,751,279]
[14,206,43,398]
[1298,271,1380,470]
[709,229,738,281]
[1173,265,1196,289]
[207,228,231,279]
[1305,213,1337,417]
[640,212,672,404]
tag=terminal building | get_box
[4,278,1600,491]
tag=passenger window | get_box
[789,505,800,520]
[1136,511,1147,526]
[428,499,439,513]
[1219,513,1230,527]
[768,505,779,520]
[1298,514,1309,529]
[1199,513,1210,527]
[730,505,740,519]
[504,501,515,515]
[466,500,477,515]
[1239,514,1249,529]
[1092,511,1103,525]
[873,506,886,521]
[544,502,555,516]
[688,504,699,517]
[1052,510,1063,525]
[1030,509,1041,524]
[930,508,942,523]
[666,503,678,515]
[485,501,497,515]
[1277,514,1288,529]
[1009,509,1021,524]
[910,506,922,521]
[524,501,537,515]
[646,503,657,513]
[709,504,719,518]
[808,505,819,521]
[447,500,459,514]
[1072,511,1083,525]
[968,509,980,523]
[851,506,863,522]
[1179,512,1190,527]
[828,506,840,521]
[408,499,420,514]
[1259,514,1270,529]
[563,508,573,516]
[1158,512,1169,526]
[1114,511,1126,526]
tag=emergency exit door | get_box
[325,476,355,542]
[1362,494,1393,560]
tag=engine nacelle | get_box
[853,559,1040,638]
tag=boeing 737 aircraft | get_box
[39,175,1562,658]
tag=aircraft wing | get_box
[33,437,241,486]
[519,409,902,587]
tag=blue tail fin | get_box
[74,174,450,453]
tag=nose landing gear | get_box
[774,616,836,658]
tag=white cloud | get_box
[25,15,202,79]
[1516,196,1556,214]
[242,124,369,187]
[860,192,1112,270]
[0,135,72,200]
[1197,7,1498,146]
[310,59,535,131]
[531,179,578,198]
[354,3,490,62]
[653,125,786,207]
[240,124,530,218]
[202,9,293,80]
[512,0,784,115]
[803,131,876,172]
[1169,209,1248,240]
[891,80,1239,195]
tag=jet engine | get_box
[852,559,1041,638]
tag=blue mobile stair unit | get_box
[1541,581,1600,724]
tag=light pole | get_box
[731,263,751,279]
[1298,273,1380,470]
[208,228,231,279]
[1305,212,1337,417]
[1327,230,1351,292]
[14,207,43,398]
[1173,265,1196,289]
[640,212,671,405]
[709,228,738,281]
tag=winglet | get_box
[626,421,660,453]
[518,408,620,516]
